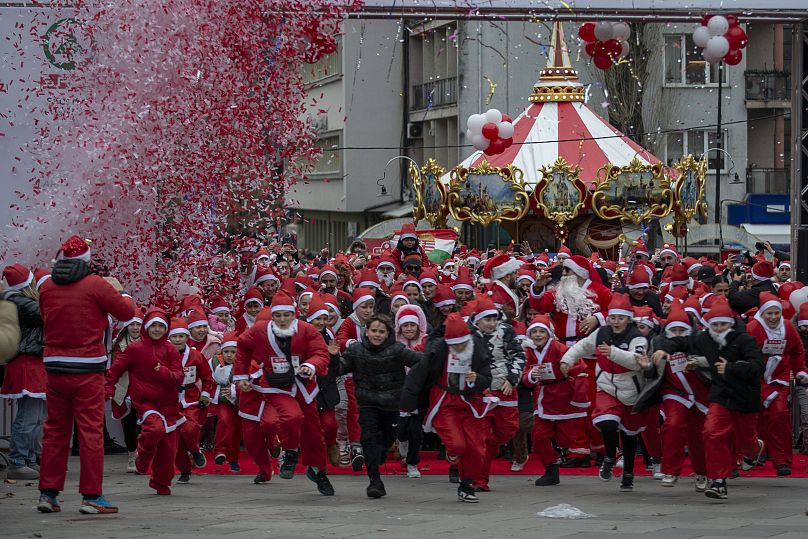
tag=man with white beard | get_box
[530,254,612,466]
[375,256,397,288]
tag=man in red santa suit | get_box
[37,235,135,514]
[233,293,335,496]
[481,254,523,319]
[167,317,213,484]
[746,292,807,476]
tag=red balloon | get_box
[501,137,514,149]
[725,26,746,50]
[594,54,612,70]
[726,14,739,27]
[701,14,713,26]
[489,138,508,155]
[501,113,512,123]
[481,122,499,141]
[724,48,743,66]
[585,41,598,57]
[604,39,622,57]
[578,22,596,43]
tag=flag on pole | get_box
[390,229,458,264]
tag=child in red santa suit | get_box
[394,305,428,478]
[522,315,588,486]
[233,293,335,496]
[400,312,492,503]
[105,309,184,495]
[186,308,222,361]
[210,333,242,472]
[234,288,264,335]
[167,317,213,484]
[746,292,806,476]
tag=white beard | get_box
[553,275,597,320]
[377,271,394,287]
[271,323,296,338]
[665,327,691,338]
[449,339,474,362]
[708,328,731,348]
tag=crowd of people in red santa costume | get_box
[2,225,806,513]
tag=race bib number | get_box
[183,366,197,385]
[291,355,301,369]
[538,362,556,381]
[271,356,290,374]
[669,353,688,374]
[447,355,471,374]
[762,340,786,355]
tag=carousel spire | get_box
[530,21,585,103]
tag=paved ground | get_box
[2,455,808,539]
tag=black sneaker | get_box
[190,451,207,468]
[704,479,728,500]
[594,453,604,467]
[366,474,386,498]
[599,457,616,482]
[214,454,226,465]
[535,464,560,486]
[776,464,792,477]
[253,473,268,484]
[560,456,591,468]
[448,464,460,484]
[619,473,634,492]
[350,447,365,472]
[270,442,282,459]
[279,450,298,479]
[729,468,740,479]
[305,466,335,496]
[177,472,191,484]
[457,483,478,503]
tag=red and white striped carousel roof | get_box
[440,22,671,189]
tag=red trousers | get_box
[241,408,276,480]
[570,359,603,455]
[703,402,760,479]
[214,403,242,462]
[319,408,338,447]
[476,405,519,487]
[532,416,582,467]
[137,414,179,494]
[175,406,205,474]
[264,393,327,470]
[431,399,486,483]
[757,391,792,467]
[344,377,361,443]
[39,373,105,496]
[661,400,706,476]
[641,404,662,460]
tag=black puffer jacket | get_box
[340,335,423,410]
[2,290,44,358]
[316,329,341,410]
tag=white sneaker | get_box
[407,465,421,478]
[127,451,137,473]
[694,475,708,492]
[615,456,624,469]
[511,456,528,472]
[661,474,678,487]
[653,463,663,480]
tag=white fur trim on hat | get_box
[319,269,337,279]
[628,282,650,290]
[686,262,702,274]
[271,304,296,314]
[359,280,381,289]
[244,298,264,307]
[779,262,792,269]
[419,277,438,286]
[659,247,678,257]
[633,316,655,328]
[187,319,209,329]
[390,294,409,306]
[35,274,51,289]
[608,308,633,317]
[435,297,456,308]
[66,249,91,262]
[397,314,419,327]
[527,321,553,336]
[445,334,472,345]
[221,340,237,349]
[759,299,782,314]
[666,321,692,332]
[798,318,808,327]
[562,258,588,280]
[324,302,340,315]
[751,270,771,281]
[168,327,190,337]
[144,316,168,330]
[491,257,523,281]
[400,231,418,241]
[516,274,535,284]
[707,316,735,325]
[210,306,230,314]
[473,309,499,323]
[307,308,329,322]
[6,271,34,291]
[451,283,475,292]
[466,256,480,264]
[121,316,143,328]
[377,260,395,269]
[352,294,374,310]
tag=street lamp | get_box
[377,155,422,197]
[704,146,738,243]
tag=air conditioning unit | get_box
[407,122,423,139]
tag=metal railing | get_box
[746,167,789,194]
[411,77,458,111]
[745,73,791,102]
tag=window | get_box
[301,44,342,85]
[665,129,727,171]
[310,133,341,175]
[664,34,728,86]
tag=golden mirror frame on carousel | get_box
[411,159,449,228]
[447,160,530,227]
[532,157,588,244]
[591,158,674,225]
[671,154,708,223]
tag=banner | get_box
[364,229,458,263]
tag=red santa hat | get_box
[703,298,735,326]
[398,223,418,241]
[254,266,280,286]
[377,254,396,270]
[536,252,551,267]
[601,260,617,277]
[482,254,523,281]
[306,294,330,322]
[683,257,703,275]
[2,263,34,291]
[464,249,481,265]
[665,302,693,332]
[270,292,297,314]
[243,287,265,307]
[758,291,782,314]
[627,266,651,289]
[778,281,802,301]
[33,268,51,289]
[318,265,338,281]
[60,235,91,262]
[120,307,145,329]
[396,305,422,327]
[143,309,170,332]
[515,268,536,285]
[472,296,499,323]
[306,266,321,280]
[665,285,689,303]
[168,316,190,336]
[295,276,314,291]
[562,255,595,281]
[209,297,230,314]
[186,308,209,329]
[444,312,472,345]
[608,293,633,317]
[434,285,457,308]
[798,302,808,327]
[320,293,341,318]
[669,263,690,286]
[683,295,702,319]
[221,332,238,350]
[751,260,774,282]
[633,306,657,328]
[779,261,792,270]
[451,267,475,292]
[527,314,554,337]
[632,239,650,259]
[659,243,679,259]
[419,269,439,287]
[352,287,375,310]
[357,267,381,289]
[556,245,572,260]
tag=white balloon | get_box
[790,287,808,312]
[611,22,631,41]
[470,133,486,146]
[701,49,721,64]
[467,114,486,132]
[692,25,712,48]
[465,129,474,140]
[497,121,514,139]
[473,138,491,151]
[619,40,630,57]
[705,35,730,58]
[484,108,502,124]
[707,15,729,37]
[594,21,614,41]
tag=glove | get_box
[199,395,210,407]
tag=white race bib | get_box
[762,340,786,355]
[183,366,197,385]
[271,356,290,374]
[447,355,471,374]
[669,353,688,374]
[291,355,301,369]
[538,362,556,381]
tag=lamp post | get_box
[704,146,737,247]
[376,155,422,198]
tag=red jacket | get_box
[335,314,363,352]
[178,345,214,409]
[746,319,807,397]
[522,339,588,419]
[39,262,134,373]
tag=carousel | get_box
[410,22,708,258]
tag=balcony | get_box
[746,167,789,195]
[745,72,790,108]
[411,77,458,111]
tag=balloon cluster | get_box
[465,109,514,156]
[301,19,338,64]
[579,21,631,70]
[693,14,748,65]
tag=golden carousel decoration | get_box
[411,159,449,228]
[591,158,674,224]
[666,154,708,246]
[447,160,530,226]
[532,157,588,244]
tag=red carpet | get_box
[195,450,808,478]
